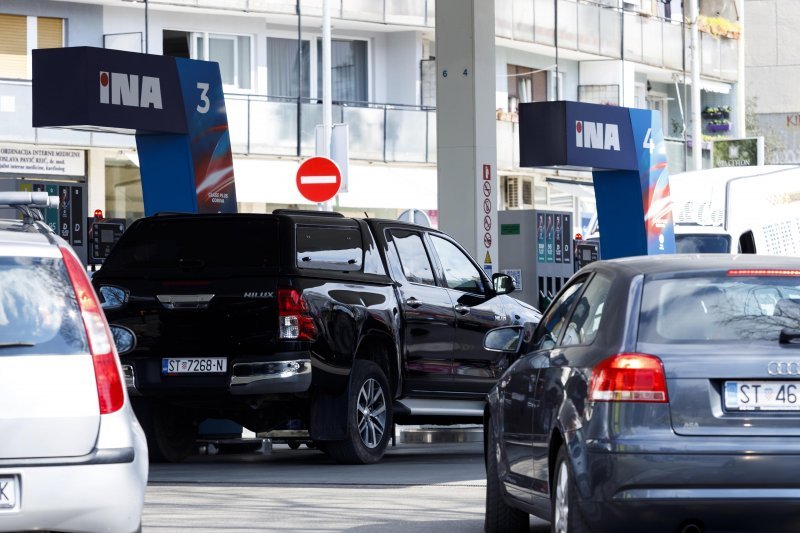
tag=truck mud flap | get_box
[309,390,348,441]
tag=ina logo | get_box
[99,71,163,109]
[575,121,621,151]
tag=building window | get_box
[507,65,547,112]
[163,30,252,90]
[317,39,368,102]
[0,14,63,79]
[267,37,310,98]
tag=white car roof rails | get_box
[0,192,60,225]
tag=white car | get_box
[0,193,147,533]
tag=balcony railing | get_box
[0,79,701,176]
[147,0,436,27]
[225,95,438,163]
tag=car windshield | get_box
[675,234,731,253]
[0,256,87,354]
[639,273,800,343]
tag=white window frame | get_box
[184,30,253,92]
[265,30,371,101]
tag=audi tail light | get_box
[278,287,317,341]
[61,246,125,415]
[588,353,668,403]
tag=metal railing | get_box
[198,94,440,163]
[0,79,701,175]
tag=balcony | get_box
[496,0,738,82]
[146,0,436,27]
[0,79,697,177]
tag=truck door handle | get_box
[405,297,422,308]
[454,304,470,315]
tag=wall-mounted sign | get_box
[712,138,764,168]
[0,144,85,177]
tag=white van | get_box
[669,165,800,256]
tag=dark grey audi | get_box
[483,255,800,533]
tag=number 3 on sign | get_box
[197,82,210,114]
[642,128,655,154]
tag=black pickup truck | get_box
[93,210,540,464]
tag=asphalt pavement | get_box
[143,440,549,532]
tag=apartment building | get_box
[0,0,743,234]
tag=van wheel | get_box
[325,360,393,464]
[135,400,197,463]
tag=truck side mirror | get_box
[492,273,515,295]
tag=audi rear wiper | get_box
[779,328,800,345]
[0,342,35,348]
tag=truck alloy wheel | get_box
[356,377,387,449]
[326,360,393,464]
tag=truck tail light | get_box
[60,246,125,415]
[278,288,317,341]
[588,353,668,403]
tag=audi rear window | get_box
[0,256,87,354]
[102,217,280,274]
[639,274,800,343]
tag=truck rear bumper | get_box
[230,359,312,394]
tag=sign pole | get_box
[320,0,333,211]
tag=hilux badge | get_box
[244,291,275,299]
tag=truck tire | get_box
[135,400,197,463]
[325,360,393,464]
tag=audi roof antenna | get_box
[364,211,369,218]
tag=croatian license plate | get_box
[724,381,800,411]
[0,476,17,510]
[162,358,227,374]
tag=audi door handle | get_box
[454,304,470,315]
[405,297,422,308]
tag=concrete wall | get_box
[385,32,421,105]
[746,0,800,114]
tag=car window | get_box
[0,256,87,355]
[389,229,435,286]
[560,273,612,347]
[103,216,280,275]
[429,235,485,295]
[639,273,800,343]
[533,275,588,351]
[297,225,363,271]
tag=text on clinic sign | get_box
[0,144,85,177]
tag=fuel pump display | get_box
[498,209,576,311]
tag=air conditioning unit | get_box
[503,177,534,210]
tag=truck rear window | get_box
[296,225,362,271]
[639,274,800,343]
[675,234,731,253]
[102,217,280,274]
[0,256,87,354]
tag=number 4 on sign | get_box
[642,128,655,154]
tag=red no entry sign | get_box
[296,157,341,203]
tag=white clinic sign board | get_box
[0,144,85,177]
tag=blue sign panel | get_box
[33,47,236,215]
[33,47,186,134]
[518,101,675,259]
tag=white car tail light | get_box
[61,246,125,414]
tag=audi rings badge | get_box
[767,361,800,376]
